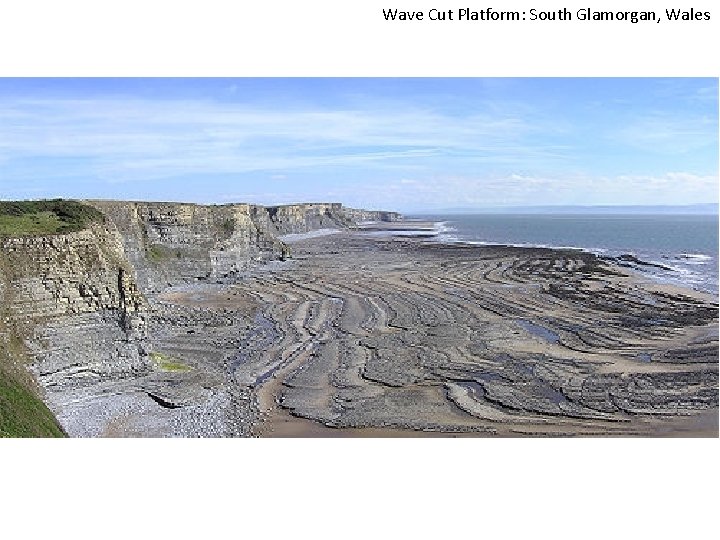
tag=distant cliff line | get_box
[1,198,402,304]
[86,200,400,292]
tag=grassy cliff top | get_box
[0,199,105,237]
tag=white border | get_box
[0,1,718,75]
[1,1,717,538]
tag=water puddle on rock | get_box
[537,384,569,405]
[516,319,560,344]
[228,312,278,373]
[456,381,486,400]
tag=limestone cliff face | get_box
[259,203,352,234]
[0,222,148,393]
[89,201,401,292]
[341,207,401,223]
[89,201,284,292]
[0,199,399,420]
[261,203,399,233]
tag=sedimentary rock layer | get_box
[224,231,718,437]
[0,201,400,436]
[0,223,148,391]
[2,205,716,437]
[89,201,400,292]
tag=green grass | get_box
[0,323,65,437]
[149,352,192,372]
[0,201,82,436]
[0,211,66,236]
[0,199,105,237]
[0,367,65,438]
[146,244,182,261]
[221,218,235,236]
[0,260,66,437]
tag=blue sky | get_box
[0,78,717,212]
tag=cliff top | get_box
[1,199,401,239]
[87,199,345,208]
[0,199,105,237]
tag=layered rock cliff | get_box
[0,200,400,436]
[88,201,400,293]
[0,222,149,394]
[342,207,402,224]
[89,201,279,293]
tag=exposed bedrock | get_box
[2,204,715,437]
[0,201,399,437]
[227,237,718,436]
[1,223,148,386]
[89,201,400,292]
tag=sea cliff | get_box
[3,200,714,438]
[0,200,399,436]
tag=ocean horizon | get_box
[408,213,719,295]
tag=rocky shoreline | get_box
[4,214,718,437]
[90,223,720,435]
[243,226,718,436]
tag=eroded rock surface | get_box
[0,202,399,437]
[234,234,718,437]
[2,207,716,437]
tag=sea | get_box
[407,214,719,295]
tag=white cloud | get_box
[0,96,557,182]
[0,90,715,210]
[343,172,720,210]
[613,113,716,154]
